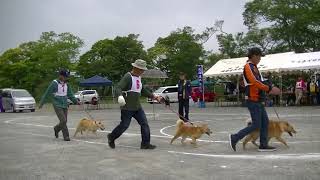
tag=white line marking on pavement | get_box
[4,117,170,139]
[10,131,320,160]
[147,112,320,117]
[160,123,239,143]
[159,122,320,144]
[12,131,140,149]
[168,151,320,160]
[4,117,320,144]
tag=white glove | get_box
[118,96,126,106]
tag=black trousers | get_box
[178,98,189,121]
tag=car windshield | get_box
[154,87,166,93]
[12,90,32,97]
[75,91,82,95]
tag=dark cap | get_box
[248,47,265,58]
[59,69,70,77]
[179,72,186,76]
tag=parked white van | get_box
[1,88,36,112]
[147,86,178,103]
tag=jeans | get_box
[110,108,150,145]
[178,98,189,121]
[233,101,269,147]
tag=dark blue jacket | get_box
[178,80,192,100]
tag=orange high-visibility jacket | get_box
[243,62,271,102]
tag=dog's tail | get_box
[246,118,252,126]
[176,119,184,129]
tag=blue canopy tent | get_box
[79,75,114,104]
[79,75,112,87]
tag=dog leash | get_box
[272,106,280,120]
[267,97,280,120]
[81,104,95,120]
[157,98,192,123]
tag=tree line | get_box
[1,0,319,99]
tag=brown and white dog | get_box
[170,119,212,146]
[243,118,297,149]
[74,118,105,137]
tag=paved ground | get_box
[0,103,319,180]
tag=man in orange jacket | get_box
[229,47,280,152]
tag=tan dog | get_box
[170,119,212,146]
[74,118,105,137]
[243,119,297,149]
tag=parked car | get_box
[71,90,99,104]
[147,86,178,103]
[1,88,36,112]
[191,87,216,102]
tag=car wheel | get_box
[31,109,35,112]
[19,110,23,113]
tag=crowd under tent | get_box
[204,51,320,105]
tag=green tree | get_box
[243,0,320,52]
[77,34,148,82]
[216,32,249,58]
[0,31,84,99]
[148,27,205,84]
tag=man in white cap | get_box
[107,59,162,149]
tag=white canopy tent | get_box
[204,51,320,77]
[204,51,320,106]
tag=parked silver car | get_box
[1,88,36,112]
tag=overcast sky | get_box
[0,0,249,54]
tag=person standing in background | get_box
[177,72,192,122]
[295,77,307,105]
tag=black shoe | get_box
[64,137,70,141]
[54,128,59,138]
[140,144,157,150]
[107,133,115,149]
[258,145,276,152]
[229,134,237,152]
